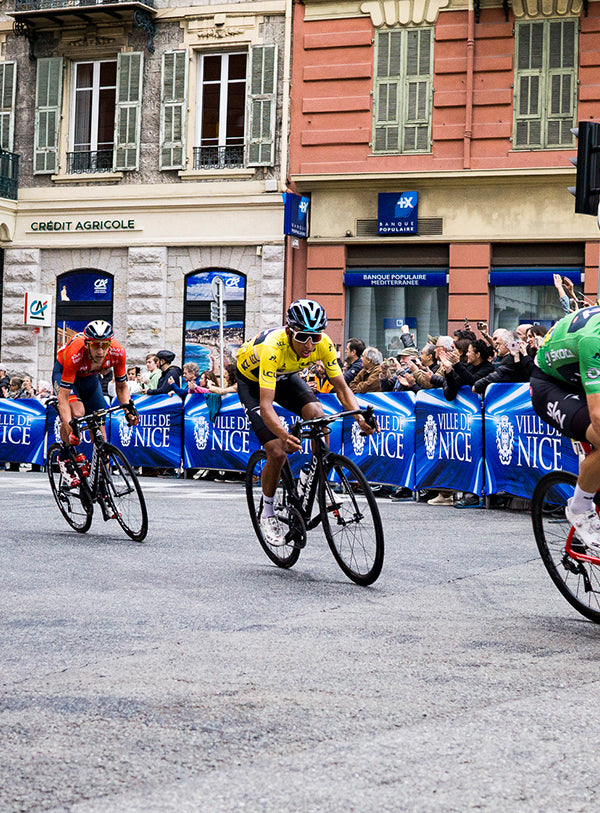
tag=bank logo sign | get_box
[377,192,418,235]
[24,291,53,326]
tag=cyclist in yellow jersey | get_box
[236,299,377,547]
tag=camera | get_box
[507,339,521,353]
[477,321,486,330]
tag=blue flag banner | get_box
[107,394,183,468]
[342,392,416,487]
[0,398,47,464]
[415,387,484,493]
[483,383,578,498]
[183,393,260,471]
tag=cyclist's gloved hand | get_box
[124,401,140,426]
[284,431,302,453]
[357,408,378,436]
[68,419,81,445]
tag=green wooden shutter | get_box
[0,62,16,151]
[34,57,63,174]
[374,30,402,153]
[514,22,544,148]
[160,50,187,170]
[403,28,433,152]
[546,20,577,148]
[247,44,277,167]
[114,52,143,171]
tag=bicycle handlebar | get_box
[290,406,376,438]
[46,397,138,436]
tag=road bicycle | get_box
[245,407,384,586]
[46,398,148,542]
[531,443,600,622]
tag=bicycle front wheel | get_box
[100,445,148,542]
[532,471,600,624]
[47,442,93,533]
[319,454,384,586]
[245,450,301,569]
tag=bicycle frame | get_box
[281,433,334,532]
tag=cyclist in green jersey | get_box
[531,305,600,548]
[236,299,377,547]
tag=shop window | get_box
[183,269,246,376]
[344,269,448,351]
[513,19,577,150]
[372,28,433,155]
[55,269,113,352]
[34,53,143,175]
[490,267,582,329]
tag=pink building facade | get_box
[287,0,600,349]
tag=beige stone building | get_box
[0,0,292,380]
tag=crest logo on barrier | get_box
[424,414,437,460]
[193,416,210,450]
[118,416,134,447]
[279,415,290,433]
[496,415,514,466]
[351,420,366,456]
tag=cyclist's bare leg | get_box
[261,437,289,498]
[577,424,600,494]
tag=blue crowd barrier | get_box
[0,385,579,499]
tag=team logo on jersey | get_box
[424,415,437,460]
[496,415,514,466]
[193,416,210,450]
[547,400,566,429]
[351,421,366,456]
[587,368,600,380]
[118,416,134,447]
[544,348,575,367]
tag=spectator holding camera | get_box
[380,350,419,392]
[473,329,534,395]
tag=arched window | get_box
[55,269,113,350]
[183,268,246,375]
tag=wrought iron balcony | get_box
[0,150,19,201]
[193,146,245,171]
[10,0,157,56]
[67,150,114,174]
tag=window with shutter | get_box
[113,51,143,171]
[195,50,247,169]
[0,62,16,152]
[513,19,577,150]
[160,50,187,171]
[34,57,63,175]
[373,27,433,155]
[247,44,277,167]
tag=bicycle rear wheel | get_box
[47,442,93,533]
[532,471,600,623]
[245,450,301,568]
[100,444,148,542]
[319,454,384,586]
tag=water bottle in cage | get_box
[74,453,90,478]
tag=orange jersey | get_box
[57,334,127,385]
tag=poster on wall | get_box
[56,271,113,347]
[185,271,245,374]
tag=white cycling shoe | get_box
[565,498,600,551]
[260,514,286,547]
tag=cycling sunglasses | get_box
[86,340,111,351]
[292,330,323,344]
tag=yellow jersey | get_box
[236,327,341,390]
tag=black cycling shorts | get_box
[236,370,318,445]
[529,367,591,443]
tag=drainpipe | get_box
[464,0,475,169]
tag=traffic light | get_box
[210,302,219,321]
[568,120,600,216]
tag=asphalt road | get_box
[1,471,599,813]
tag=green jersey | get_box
[536,306,600,393]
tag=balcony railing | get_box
[15,0,155,10]
[193,145,244,170]
[67,150,113,174]
[0,150,19,201]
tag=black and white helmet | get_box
[286,299,327,333]
[83,320,113,342]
